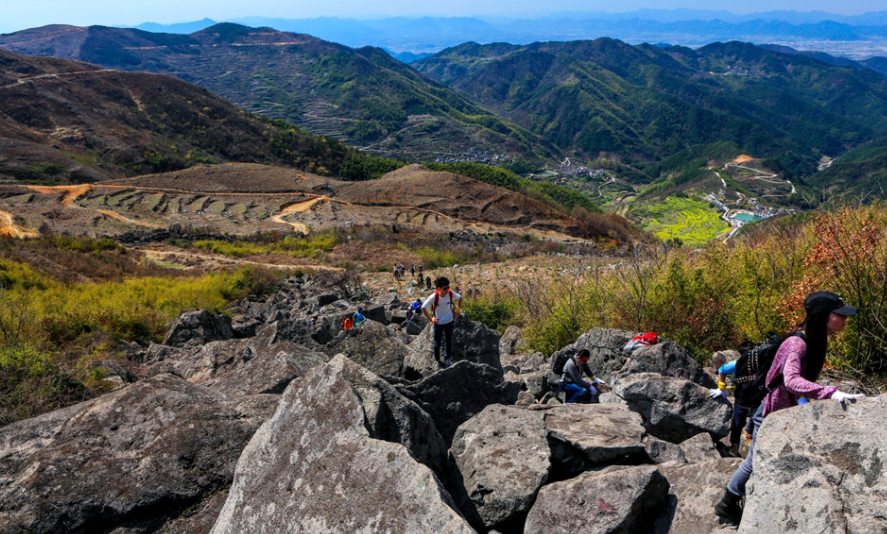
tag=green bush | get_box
[0,344,88,426]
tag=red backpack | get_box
[623,332,659,354]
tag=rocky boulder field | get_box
[0,275,883,533]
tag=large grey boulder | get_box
[450,405,551,531]
[652,458,743,534]
[0,374,262,534]
[210,357,474,534]
[163,309,234,348]
[404,316,502,377]
[209,347,329,397]
[549,328,636,378]
[524,465,670,534]
[738,396,887,534]
[397,361,522,444]
[543,403,647,475]
[608,373,731,443]
[320,320,409,376]
[328,354,448,475]
[620,341,716,388]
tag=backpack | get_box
[432,289,454,315]
[341,317,353,330]
[552,352,574,375]
[623,332,659,354]
[733,331,806,408]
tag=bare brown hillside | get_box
[0,48,355,183]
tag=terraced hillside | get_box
[0,163,589,241]
[0,24,554,164]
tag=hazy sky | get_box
[2,0,886,33]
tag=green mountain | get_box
[415,39,887,186]
[0,23,554,164]
[811,138,887,197]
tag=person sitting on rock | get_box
[714,291,865,525]
[559,349,605,403]
[422,276,462,369]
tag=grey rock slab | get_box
[678,433,721,464]
[651,458,743,534]
[210,358,474,534]
[543,403,647,473]
[524,465,670,534]
[738,396,887,534]
[644,435,688,464]
[405,316,501,377]
[450,405,551,530]
[620,341,716,388]
[163,309,234,348]
[328,354,448,475]
[320,320,409,376]
[611,373,731,443]
[208,347,328,397]
[397,361,522,445]
[0,374,262,534]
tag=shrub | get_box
[0,344,88,426]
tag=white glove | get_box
[709,388,727,400]
[832,391,865,403]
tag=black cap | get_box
[804,291,857,316]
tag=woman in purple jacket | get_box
[714,291,865,525]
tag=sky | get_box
[2,0,886,33]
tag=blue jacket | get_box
[718,360,737,376]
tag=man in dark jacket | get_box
[560,349,604,403]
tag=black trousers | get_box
[433,322,454,363]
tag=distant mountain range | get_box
[3,21,887,200]
[122,12,887,59]
[0,24,551,164]
[414,39,887,187]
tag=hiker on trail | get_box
[425,276,432,290]
[709,356,755,457]
[417,272,424,287]
[559,349,605,403]
[353,307,366,327]
[411,264,416,277]
[714,291,865,525]
[454,286,462,296]
[422,276,462,369]
[393,265,400,281]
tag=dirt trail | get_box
[271,196,328,233]
[139,248,343,272]
[27,184,92,206]
[0,210,39,238]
